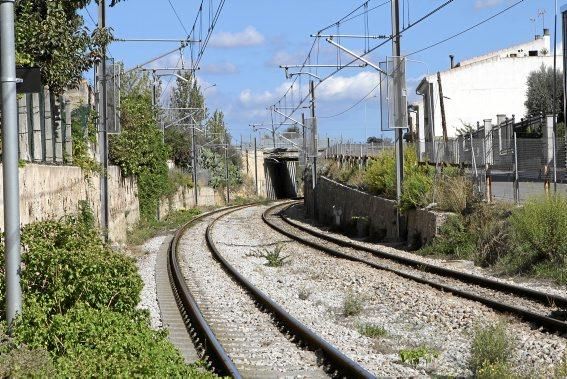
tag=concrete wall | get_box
[306,176,449,245]
[0,164,139,243]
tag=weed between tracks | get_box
[399,345,440,367]
[342,293,364,317]
[469,321,514,378]
[246,243,290,267]
[357,323,387,338]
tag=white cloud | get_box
[474,0,503,10]
[210,26,265,48]
[238,82,292,107]
[317,71,381,101]
[201,62,239,75]
[267,50,306,66]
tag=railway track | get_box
[167,205,374,378]
[262,202,567,335]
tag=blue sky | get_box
[82,0,562,143]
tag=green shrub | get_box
[510,195,567,266]
[110,92,171,222]
[128,208,202,245]
[364,147,434,211]
[38,305,200,377]
[422,203,514,267]
[0,217,142,321]
[364,149,396,198]
[476,361,515,379]
[433,174,474,213]
[0,328,55,378]
[400,169,433,212]
[421,215,476,259]
[469,322,514,376]
[70,106,101,175]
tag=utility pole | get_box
[225,137,230,204]
[192,124,198,205]
[99,0,110,241]
[301,113,306,168]
[437,72,448,143]
[1,0,22,328]
[392,0,404,240]
[254,137,258,195]
[310,80,317,188]
[552,0,558,192]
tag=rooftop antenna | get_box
[530,17,536,37]
[538,9,546,30]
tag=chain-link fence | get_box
[320,114,567,203]
[423,114,567,203]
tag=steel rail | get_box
[168,205,246,378]
[206,205,375,379]
[262,203,567,335]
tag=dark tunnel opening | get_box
[265,159,298,199]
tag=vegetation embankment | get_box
[322,147,567,284]
[0,204,215,377]
[323,146,471,213]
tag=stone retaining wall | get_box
[0,164,139,243]
[306,176,449,245]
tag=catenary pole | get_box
[1,0,22,328]
[99,0,110,241]
[254,137,258,195]
[553,0,558,192]
[310,80,317,188]
[192,123,198,205]
[392,0,404,240]
[225,137,230,203]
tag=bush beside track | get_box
[0,204,216,378]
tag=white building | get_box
[414,29,562,160]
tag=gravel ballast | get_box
[211,204,566,377]
[136,235,168,329]
[176,211,328,377]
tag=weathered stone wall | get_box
[306,176,399,241]
[241,149,267,197]
[0,164,139,243]
[306,176,448,244]
[158,185,223,220]
[406,208,451,247]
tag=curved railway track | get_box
[262,202,567,335]
[167,204,374,378]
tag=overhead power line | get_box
[270,0,456,125]
[167,0,190,35]
[318,82,380,119]
[407,0,526,57]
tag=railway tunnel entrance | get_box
[264,158,299,199]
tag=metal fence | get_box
[424,115,567,202]
[4,89,76,164]
[322,115,567,203]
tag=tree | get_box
[367,136,384,144]
[525,64,564,118]
[110,71,170,221]
[285,125,300,133]
[14,0,118,94]
[165,72,205,167]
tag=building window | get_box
[528,50,538,56]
